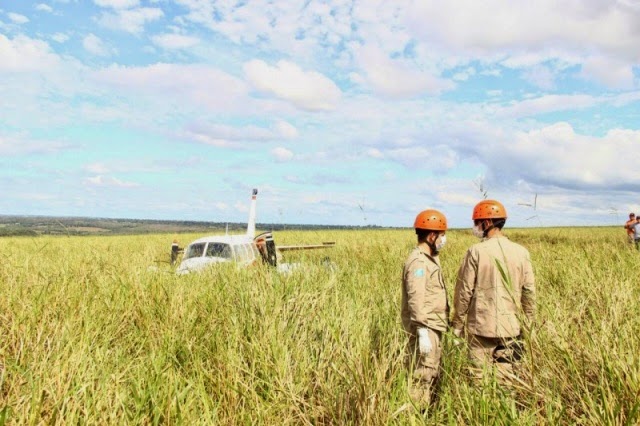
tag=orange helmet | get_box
[414,209,447,231]
[472,200,507,220]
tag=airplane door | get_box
[254,232,277,267]
[265,239,277,267]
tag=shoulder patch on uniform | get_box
[414,268,425,277]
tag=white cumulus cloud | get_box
[354,44,455,97]
[151,33,200,49]
[406,0,640,59]
[182,120,297,148]
[92,63,248,111]
[85,175,139,188]
[97,7,163,33]
[0,34,61,72]
[484,122,640,189]
[8,13,30,24]
[35,4,54,13]
[243,59,342,111]
[94,0,140,9]
[499,94,598,118]
[580,55,636,89]
[83,33,115,57]
[0,133,74,156]
[274,120,298,139]
[367,148,384,159]
[271,147,294,162]
[385,145,459,171]
[521,65,557,90]
[51,33,70,43]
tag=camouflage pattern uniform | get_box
[453,235,535,379]
[401,246,449,403]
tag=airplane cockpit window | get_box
[233,244,250,262]
[205,242,232,259]
[249,243,260,260]
[184,243,205,259]
[243,243,255,262]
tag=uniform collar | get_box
[417,245,439,264]
[485,233,507,240]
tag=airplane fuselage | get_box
[174,188,333,275]
[176,234,260,275]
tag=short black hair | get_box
[474,218,506,230]
[493,218,506,230]
[415,229,437,241]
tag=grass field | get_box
[1,227,639,424]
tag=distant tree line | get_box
[0,215,389,237]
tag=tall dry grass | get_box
[0,227,638,424]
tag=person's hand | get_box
[417,328,432,355]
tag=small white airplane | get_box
[175,189,335,275]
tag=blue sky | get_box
[1,0,639,228]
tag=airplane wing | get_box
[276,242,336,252]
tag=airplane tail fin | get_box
[247,188,258,238]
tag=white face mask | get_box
[472,224,484,239]
[435,234,447,251]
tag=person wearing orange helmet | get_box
[452,200,535,382]
[625,213,636,244]
[632,215,640,251]
[401,209,449,405]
